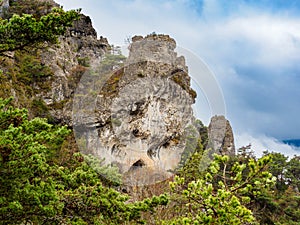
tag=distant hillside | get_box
[283,139,300,148]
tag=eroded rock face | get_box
[73,34,198,185]
[208,115,235,156]
[39,14,108,124]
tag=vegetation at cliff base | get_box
[1,97,299,224]
[0,97,168,224]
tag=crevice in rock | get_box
[131,159,146,168]
[127,159,147,173]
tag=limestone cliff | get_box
[73,34,199,185]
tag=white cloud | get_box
[235,132,300,158]
[196,15,300,69]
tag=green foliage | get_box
[275,186,300,224]
[53,156,168,225]
[163,154,276,225]
[98,51,126,73]
[176,124,202,171]
[0,49,56,121]
[262,151,300,192]
[0,97,70,223]
[286,155,300,191]
[0,97,168,224]
[77,56,90,67]
[31,98,50,118]
[175,119,209,182]
[0,7,80,56]
[194,119,208,147]
[263,151,288,192]
[258,152,300,224]
[15,51,53,84]
[210,148,300,225]
[84,154,122,187]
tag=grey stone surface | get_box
[39,14,108,124]
[208,115,235,156]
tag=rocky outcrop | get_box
[208,115,235,156]
[37,15,108,124]
[73,34,198,186]
[0,0,109,124]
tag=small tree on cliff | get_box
[0,7,80,57]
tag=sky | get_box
[55,0,300,157]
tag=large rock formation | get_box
[208,115,235,156]
[73,34,199,185]
[0,0,236,187]
[0,0,109,124]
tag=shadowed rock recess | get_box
[73,34,200,186]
